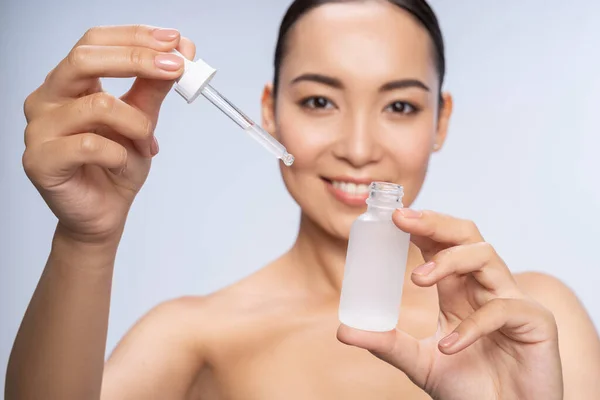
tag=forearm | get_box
[6,224,122,400]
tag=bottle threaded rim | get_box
[366,182,404,208]
[369,182,403,195]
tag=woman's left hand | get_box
[337,209,563,400]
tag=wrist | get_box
[55,221,124,248]
[52,223,123,269]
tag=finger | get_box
[44,45,184,98]
[437,298,557,355]
[337,324,428,386]
[23,133,128,187]
[394,209,483,245]
[75,25,181,48]
[24,89,43,123]
[26,92,155,157]
[393,209,483,258]
[411,242,517,294]
[121,37,197,156]
[121,36,196,119]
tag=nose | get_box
[332,112,383,168]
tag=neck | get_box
[287,213,347,296]
[285,212,425,299]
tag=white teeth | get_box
[332,180,371,196]
[346,182,357,195]
[357,184,369,194]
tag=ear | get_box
[261,82,277,138]
[433,92,453,152]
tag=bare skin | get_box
[100,223,600,400]
[6,2,600,399]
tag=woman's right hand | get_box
[22,25,195,244]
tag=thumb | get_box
[337,324,428,386]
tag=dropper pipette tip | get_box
[282,152,295,167]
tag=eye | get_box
[384,101,418,115]
[301,96,335,110]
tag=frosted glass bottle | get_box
[339,182,410,332]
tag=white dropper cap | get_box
[171,50,217,104]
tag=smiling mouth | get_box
[330,180,370,196]
[322,177,374,207]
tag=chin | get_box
[315,201,367,242]
[329,217,357,241]
[287,175,374,240]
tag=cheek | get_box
[383,118,436,202]
[275,106,337,169]
[391,132,432,171]
[391,110,436,152]
[274,106,328,206]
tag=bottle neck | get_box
[365,204,397,219]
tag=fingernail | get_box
[439,332,459,348]
[154,54,183,71]
[412,261,435,276]
[399,208,422,219]
[151,137,159,156]
[153,28,179,42]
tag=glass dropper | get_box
[200,84,294,166]
[171,50,294,166]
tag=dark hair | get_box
[273,0,445,100]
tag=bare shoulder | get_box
[143,254,295,321]
[514,271,580,306]
[128,255,297,339]
[127,262,293,342]
[100,263,289,398]
[100,255,299,398]
[514,271,600,397]
[100,295,213,398]
[201,259,304,322]
[514,271,594,327]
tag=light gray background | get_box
[1,0,599,392]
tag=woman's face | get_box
[262,1,452,240]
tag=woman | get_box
[6,0,600,398]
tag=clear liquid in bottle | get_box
[339,182,410,332]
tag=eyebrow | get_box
[291,73,343,89]
[380,79,430,92]
[290,73,430,92]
